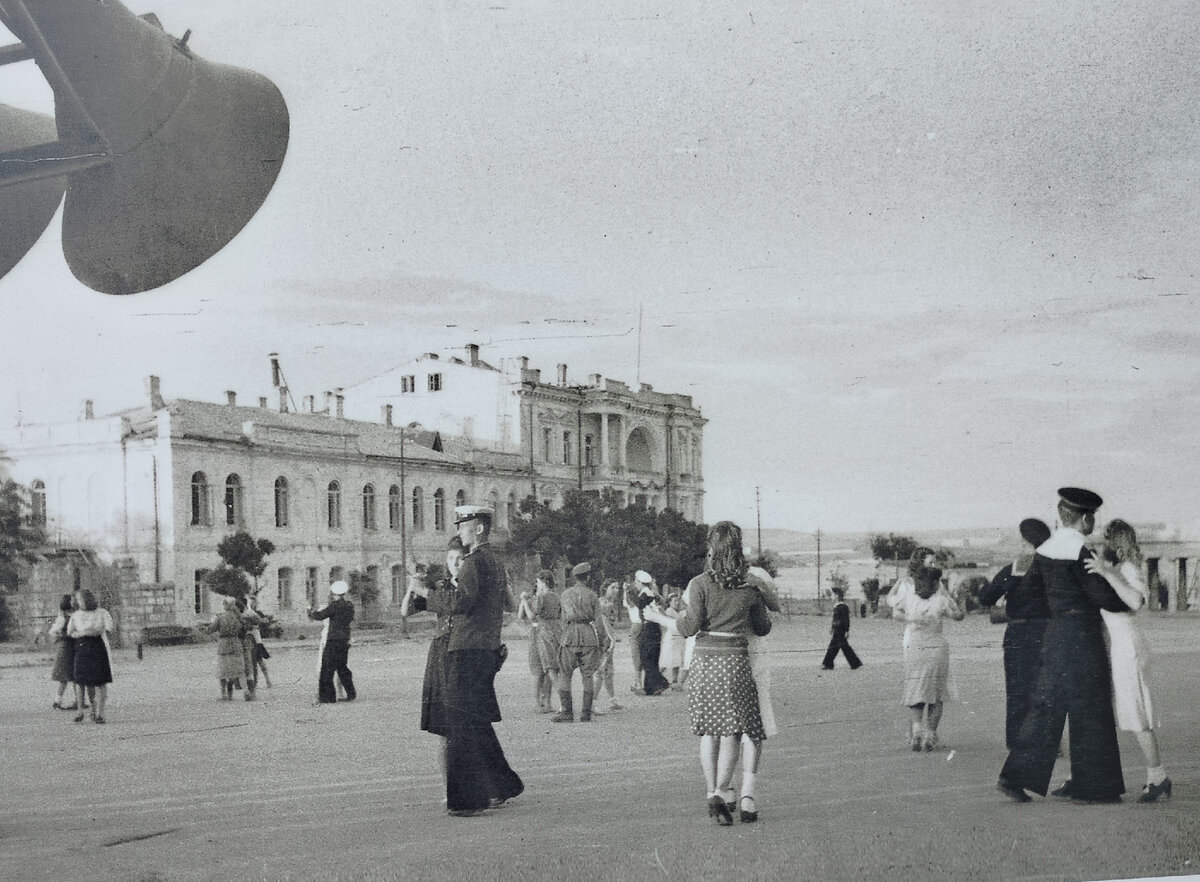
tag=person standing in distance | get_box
[997,487,1130,804]
[439,505,524,815]
[554,562,606,723]
[820,595,862,670]
[308,580,356,704]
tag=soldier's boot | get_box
[535,681,546,712]
[580,690,595,722]
[551,692,574,723]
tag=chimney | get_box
[83,400,94,420]
[424,352,439,361]
[146,375,164,410]
[382,404,393,426]
[589,373,602,387]
[519,356,529,370]
[225,390,237,407]
[335,389,345,420]
[259,396,268,408]
[270,353,281,388]
[279,386,289,413]
[556,364,568,386]
[467,343,480,366]
[303,394,315,413]
[324,391,333,414]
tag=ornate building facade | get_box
[1,347,704,627]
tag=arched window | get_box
[411,486,425,532]
[488,489,500,528]
[434,488,446,532]
[507,491,517,526]
[365,565,379,601]
[327,481,342,529]
[455,489,467,509]
[388,485,401,531]
[224,474,244,527]
[277,567,293,609]
[362,484,377,531]
[274,477,290,528]
[190,472,211,526]
[391,564,405,604]
[30,479,46,527]
[330,565,345,585]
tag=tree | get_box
[869,533,919,565]
[749,549,781,578]
[861,576,882,612]
[829,569,849,602]
[510,488,707,589]
[0,475,46,594]
[204,531,275,600]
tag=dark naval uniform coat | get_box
[434,541,524,812]
[999,528,1130,800]
[981,556,1050,750]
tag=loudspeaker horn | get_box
[0,102,65,281]
[0,0,289,294]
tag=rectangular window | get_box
[305,567,319,607]
[427,373,442,392]
[584,434,594,466]
[194,569,210,614]
[277,567,293,609]
[563,431,573,465]
[401,375,415,393]
[542,427,553,462]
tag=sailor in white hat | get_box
[307,579,356,704]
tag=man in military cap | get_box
[997,488,1130,804]
[981,518,1052,750]
[435,505,524,815]
[307,579,356,704]
[553,561,607,723]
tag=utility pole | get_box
[816,528,823,613]
[755,486,762,557]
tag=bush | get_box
[140,625,197,646]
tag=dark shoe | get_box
[821,664,834,670]
[52,701,61,710]
[996,778,1031,803]
[447,808,486,817]
[94,716,106,724]
[707,796,733,827]
[851,663,863,670]
[1050,780,1074,798]
[73,713,85,724]
[61,702,78,711]
[1138,779,1172,803]
[739,796,758,823]
[551,711,574,723]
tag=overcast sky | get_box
[2,1,1198,535]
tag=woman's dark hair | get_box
[79,589,98,611]
[536,570,556,591]
[59,594,74,613]
[908,547,935,578]
[705,520,747,590]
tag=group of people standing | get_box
[992,487,1171,804]
[201,594,273,701]
[48,589,114,724]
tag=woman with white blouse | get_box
[67,589,114,724]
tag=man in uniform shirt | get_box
[981,518,1052,750]
[307,579,356,704]
[553,561,607,723]
[997,488,1130,804]
[437,505,524,815]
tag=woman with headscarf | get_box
[67,589,115,724]
[889,547,965,750]
[201,597,249,700]
[644,521,772,826]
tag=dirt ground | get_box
[1,612,1198,882]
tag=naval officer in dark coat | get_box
[436,505,524,816]
[981,518,1052,750]
[997,488,1130,804]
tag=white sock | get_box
[1147,766,1167,786]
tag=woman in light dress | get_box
[888,547,964,751]
[1085,519,1172,802]
[67,589,115,724]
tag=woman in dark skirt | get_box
[68,589,114,724]
[49,594,82,711]
[645,521,772,826]
[405,537,466,792]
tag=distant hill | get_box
[756,526,1020,565]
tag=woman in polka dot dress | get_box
[645,521,772,826]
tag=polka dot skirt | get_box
[688,649,765,740]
